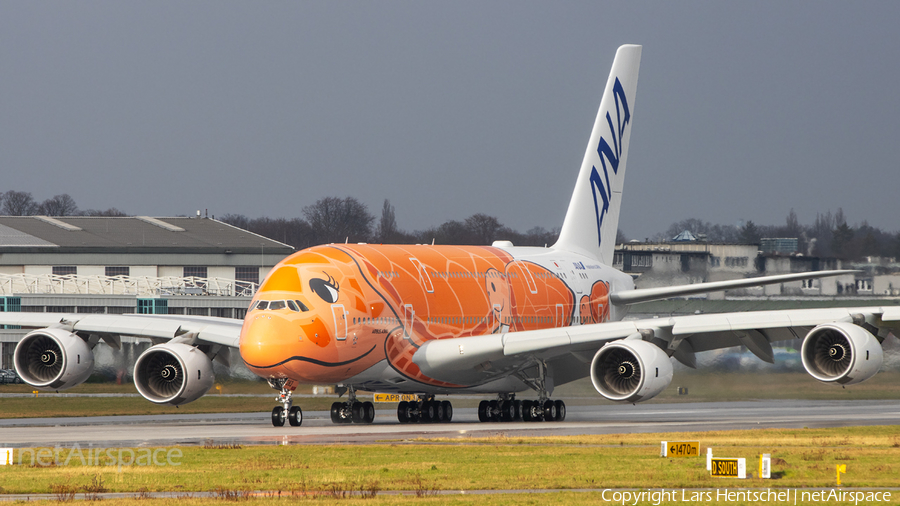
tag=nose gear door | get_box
[331,304,347,341]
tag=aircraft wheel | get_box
[513,400,522,421]
[362,401,376,424]
[441,401,453,422]
[542,400,557,421]
[488,400,500,422]
[397,401,409,423]
[424,401,437,423]
[330,402,342,424]
[477,400,490,422]
[501,400,516,422]
[351,401,364,423]
[522,400,533,422]
[555,400,566,421]
[271,406,285,427]
[432,401,442,422]
[288,406,303,427]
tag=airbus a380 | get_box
[5,45,897,427]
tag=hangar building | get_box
[0,215,293,369]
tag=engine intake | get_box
[591,339,673,403]
[134,342,214,406]
[801,322,882,385]
[13,328,94,390]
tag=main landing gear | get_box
[269,378,303,427]
[397,395,453,423]
[477,395,566,422]
[330,387,376,424]
[476,361,565,422]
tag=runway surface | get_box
[2,400,898,447]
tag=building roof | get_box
[0,216,293,255]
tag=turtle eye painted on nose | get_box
[310,273,339,303]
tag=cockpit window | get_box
[295,300,309,312]
[254,300,269,310]
[269,300,286,310]
[286,300,299,312]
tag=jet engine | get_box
[134,342,214,406]
[590,339,673,403]
[14,328,94,390]
[801,321,883,385]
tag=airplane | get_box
[4,44,896,428]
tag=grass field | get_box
[2,426,900,498]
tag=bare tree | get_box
[303,196,374,244]
[82,207,128,217]
[375,199,398,243]
[465,213,502,245]
[38,194,79,216]
[1,191,38,216]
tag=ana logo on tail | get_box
[589,77,631,246]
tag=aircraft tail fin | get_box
[553,44,641,264]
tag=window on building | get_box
[211,308,232,318]
[105,266,130,277]
[183,266,208,279]
[52,266,77,276]
[188,307,208,316]
[235,267,259,284]
[725,257,748,268]
[106,307,132,314]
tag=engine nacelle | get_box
[134,342,214,406]
[801,321,883,385]
[591,339,673,403]
[14,328,94,390]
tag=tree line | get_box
[649,208,900,260]
[3,190,897,260]
[0,190,125,217]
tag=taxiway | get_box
[2,400,897,447]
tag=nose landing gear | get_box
[269,378,303,427]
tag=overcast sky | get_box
[2,2,898,239]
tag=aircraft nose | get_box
[239,313,301,371]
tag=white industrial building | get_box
[0,215,293,369]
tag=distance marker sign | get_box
[660,441,699,457]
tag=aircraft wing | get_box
[0,313,242,348]
[609,270,855,305]
[412,306,900,386]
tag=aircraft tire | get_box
[288,406,303,427]
[397,401,409,423]
[330,402,342,424]
[362,401,375,423]
[477,400,490,422]
[555,400,566,421]
[351,401,364,423]
[271,406,285,427]
[542,400,557,421]
[441,401,453,422]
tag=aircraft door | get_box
[403,304,414,339]
[331,304,347,341]
[556,304,566,327]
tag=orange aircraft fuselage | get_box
[238,243,630,392]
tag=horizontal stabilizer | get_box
[609,270,856,305]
